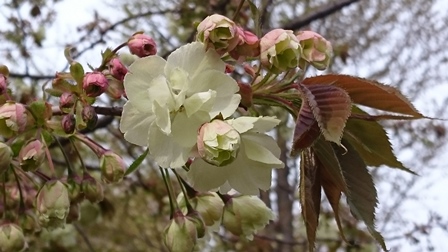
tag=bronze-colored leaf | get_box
[291,100,321,155]
[298,84,352,145]
[317,157,347,243]
[302,74,423,117]
[345,106,415,174]
[299,149,322,251]
[333,139,388,251]
[312,137,347,193]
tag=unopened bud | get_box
[36,180,70,230]
[82,72,108,97]
[81,174,104,203]
[81,105,98,129]
[197,120,240,166]
[100,151,126,183]
[0,102,27,137]
[296,31,332,70]
[260,29,301,73]
[229,27,260,61]
[128,33,157,57]
[109,58,128,81]
[61,114,76,134]
[164,211,198,252]
[222,195,275,240]
[0,142,13,175]
[196,14,239,55]
[59,92,76,113]
[0,223,26,252]
[178,192,224,229]
[18,139,45,172]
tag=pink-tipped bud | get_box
[109,58,128,81]
[196,14,239,55]
[0,74,7,95]
[59,92,76,114]
[229,27,260,61]
[128,33,157,57]
[82,72,109,97]
[18,140,45,172]
[0,102,27,138]
[0,223,26,252]
[296,31,332,70]
[61,114,76,134]
[100,151,126,183]
[260,29,301,73]
[81,105,98,130]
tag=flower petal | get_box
[183,91,216,117]
[242,134,283,167]
[124,56,166,110]
[188,158,228,191]
[153,100,171,135]
[165,42,225,80]
[148,123,191,168]
[171,110,210,148]
[119,102,154,146]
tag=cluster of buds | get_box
[197,14,332,72]
[165,192,274,250]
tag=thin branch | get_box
[282,0,362,30]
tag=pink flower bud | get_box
[59,92,76,114]
[82,72,109,97]
[196,14,239,55]
[229,27,260,61]
[18,140,45,172]
[260,29,301,73]
[100,151,126,183]
[81,105,98,129]
[296,31,332,70]
[128,33,157,57]
[0,74,7,95]
[109,57,128,81]
[0,102,27,137]
[0,223,26,252]
[61,114,76,134]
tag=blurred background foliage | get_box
[1,0,448,251]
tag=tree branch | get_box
[282,0,362,30]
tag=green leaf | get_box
[125,148,149,176]
[28,100,52,126]
[70,61,85,85]
[291,99,321,156]
[302,74,423,117]
[298,84,352,145]
[345,106,415,173]
[299,149,322,251]
[333,139,388,251]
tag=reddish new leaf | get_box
[291,100,321,155]
[299,149,322,251]
[317,157,347,243]
[298,83,352,145]
[302,74,423,118]
[333,139,388,251]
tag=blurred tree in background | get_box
[1,0,448,251]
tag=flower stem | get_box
[172,169,194,212]
[160,167,179,219]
